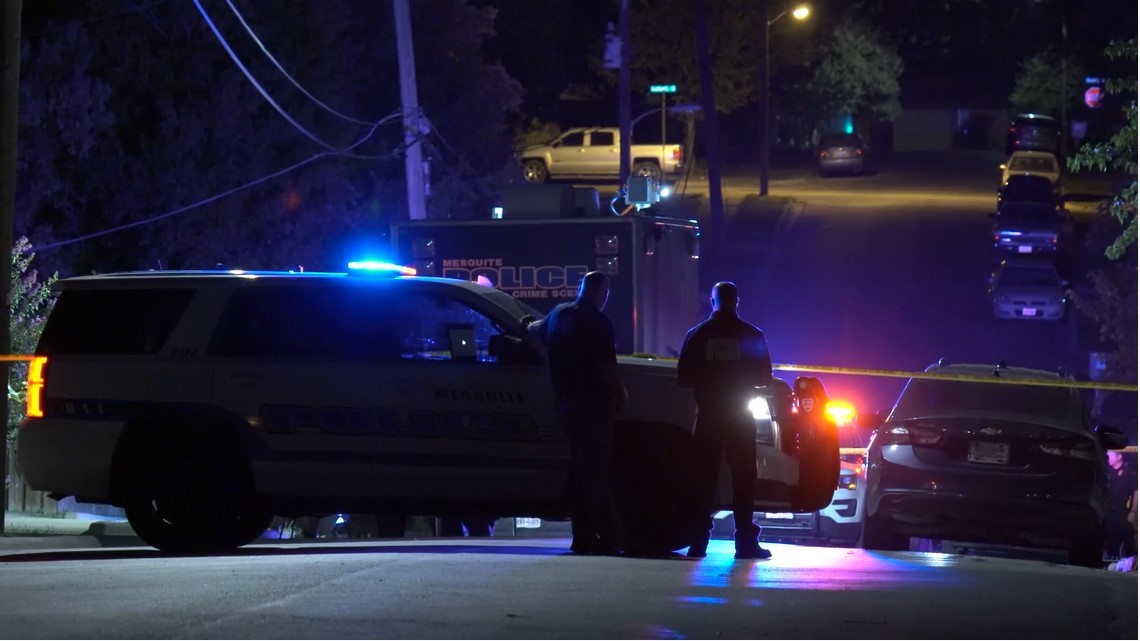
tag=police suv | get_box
[17,264,841,554]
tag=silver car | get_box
[988,259,1068,321]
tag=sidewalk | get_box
[0,511,140,551]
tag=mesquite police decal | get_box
[441,258,588,300]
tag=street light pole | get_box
[759,3,809,197]
[759,0,770,197]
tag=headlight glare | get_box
[748,397,771,420]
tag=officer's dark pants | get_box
[557,397,623,548]
[687,406,760,548]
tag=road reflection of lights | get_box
[675,596,728,605]
[624,624,688,639]
[682,542,959,592]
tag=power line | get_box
[32,121,415,253]
[222,0,376,126]
[193,0,394,158]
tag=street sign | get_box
[649,84,677,94]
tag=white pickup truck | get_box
[518,127,684,183]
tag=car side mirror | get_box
[856,409,885,430]
[489,334,543,366]
[1095,425,1129,450]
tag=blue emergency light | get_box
[346,260,417,276]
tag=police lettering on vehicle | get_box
[259,404,545,442]
[441,258,588,300]
[434,388,524,404]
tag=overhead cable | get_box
[193,0,395,158]
[222,0,378,126]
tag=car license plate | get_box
[968,441,1010,464]
[1018,245,1033,253]
[515,518,541,528]
[833,150,850,158]
[763,512,795,520]
[1021,307,1037,317]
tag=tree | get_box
[1065,40,1137,397]
[1067,39,1137,260]
[7,238,57,441]
[630,0,762,114]
[16,0,524,277]
[1009,49,1087,118]
[795,16,903,135]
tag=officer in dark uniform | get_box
[528,271,628,555]
[677,281,773,560]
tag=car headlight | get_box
[748,397,771,420]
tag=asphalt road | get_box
[679,151,1109,418]
[0,538,1135,639]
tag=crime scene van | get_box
[16,263,841,555]
[390,183,701,358]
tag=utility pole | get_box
[758,0,770,196]
[695,0,726,286]
[0,0,21,534]
[393,0,426,221]
[618,0,632,188]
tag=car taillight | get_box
[819,151,827,158]
[1038,441,1096,460]
[672,147,682,162]
[854,149,863,156]
[886,425,942,446]
[26,356,47,418]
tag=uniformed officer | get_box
[677,281,773,560]
[528,271,629,555]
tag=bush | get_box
[7,237,58,442]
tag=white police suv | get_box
[17,264,841,554]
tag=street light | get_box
[759,2,810,196]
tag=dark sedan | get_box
[858,361,1129,567]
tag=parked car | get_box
[517,127,684,183]
[990,202,1065,255]
[1006,113,1061,155]
[996,174,1060,212]
[858,361,1129,567]
[817,133,872,176]
[988,258,1068,321]
[1000,150,1062,188]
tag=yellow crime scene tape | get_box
[632,355,1137,392]
[771,362,1138,392]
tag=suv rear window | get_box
[37,288,195,355]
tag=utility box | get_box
[391,214,701,357]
